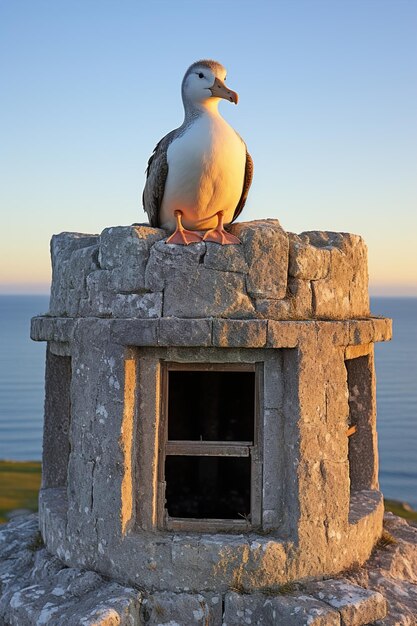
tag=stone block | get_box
[212,319,267,347]
[99,225,165,291]
[112,293,162,318]
[267,320,302,347]
[203,241,249,273]
[163,265,255,319]
[159,317,213,346]
[111,319,159,346]
[288,278,313,318]
[31,317,75,343]
[288,232,331,279]
[372,316,393,343]
[67,244,100,285]
[223,591,340,625]
[30,317,55,342]
[83,270,115,316]
[145,239,206,292]
[319,320,350,346]
[51,244,100,317]
[255,298,292,320]
[303,232,369,319]
[51,232,99,262]
[348,320,375,346]
[141,591,222,625]
[49,233,99,316]
[308,578,387,625]
[262,408,283,529]
[66,571,103,597]
[230,219,289,299]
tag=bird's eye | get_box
[198,72,204,79]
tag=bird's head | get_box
[181,60,238,110]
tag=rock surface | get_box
[345,513,417,625]
[0,515,140,625]
[1,512,416,625]
[47,221,371,321]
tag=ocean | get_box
[0,295,416,508]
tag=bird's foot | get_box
[202,211,241,245]
[203,228,241,245]
[166,228,202,245]
[165,210,202,245]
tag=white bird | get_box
[142,59,253,245]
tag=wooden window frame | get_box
[157,362,262,532]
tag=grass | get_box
[375,529,397,550]
[0,460,42,523]
[384,498,417,522]
[28,530,44,552]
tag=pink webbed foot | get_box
[165,211,203,245]
[202,211,241,245]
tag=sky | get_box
[1,0,416,295]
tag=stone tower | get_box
[29,219,392,623]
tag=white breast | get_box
[160,114,246,231]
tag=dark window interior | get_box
[165,456,251,519]
[345,355,374,491]
[43,349,71,489]
[168,370,255,441]
[164,368,255,521]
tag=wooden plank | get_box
[157,480,167,528]
[166,362,255,372]
[250,447,262,527]
[251,363,263,527]
[157,362,169,482]
[156,362,169,529]
[346,425,357,437]
[165,441,252,457]
[166,517,250,533]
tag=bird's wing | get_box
[231,150,254,223]
[142,130,178,227]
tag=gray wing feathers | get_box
[232,150,254,222]
[142,130,178,227]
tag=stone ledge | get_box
[213,318,267,347]
[38,485,385,596]
[31,316,392,348]
[349,490,383,526]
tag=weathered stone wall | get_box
[48,220,370,321]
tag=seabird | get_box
[142,59,253,245]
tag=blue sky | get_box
[1,0,416,294]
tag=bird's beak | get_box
[210,77,239,104]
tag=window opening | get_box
[345,355,374,493]
[159,363,260,531]
[43,347,71,488]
